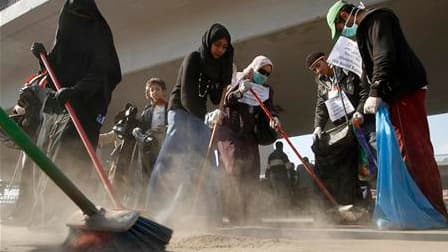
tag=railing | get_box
[0,0,21,11]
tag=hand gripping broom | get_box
[0,107,172,251]
[248,88,357,218]
[35,45,122,209]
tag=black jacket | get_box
[356,8,427,99]
[267,149,289,171]
[168,51,224,120]
[220,81,278,145]
[314,67,368,129]
[139,103,168,132]
[48,0,121,125]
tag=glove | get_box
[54,87,80,106]
[132,127,143,138]
[238,79,252,94]
[132,128,153,144]
[363,96,382,114]
[31,42,47,59]
[312,127,322,142]
[269,116,280,129]
[13,105,26,116]
[352,111,364,126]
[204,109,224,128]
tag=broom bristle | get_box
[64,216,173,251]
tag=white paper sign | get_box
[239,83,269,106]
[327,36,363,78]
[324,91,355,122]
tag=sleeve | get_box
[139,106,151,132]
[356,73,369,113]
[368,12,398,97]
[180,52,202,115]
[313,80,329,129]
[225,79,244,106]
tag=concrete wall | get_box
[1,0,385,107]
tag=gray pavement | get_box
[1,218,448,252]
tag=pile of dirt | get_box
[167,233,302,252]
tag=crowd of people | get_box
[2,0,447,229]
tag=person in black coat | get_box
[266,141,291,213]
[305,51,370,207]
[146,23,234,225]
[134,78,168,192]
[32,0,121,147]
[28,0,121,221]
[216,55,279,224]
[305,52,369,140]
[327,0,448,219]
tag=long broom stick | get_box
[353,120,377,173]
[38,52,122,208]
[192,87,228,211]
[249,88,340,207]
[0,107,99,216]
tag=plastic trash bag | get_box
[373,104,448,229]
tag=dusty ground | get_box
[2,220,448,252]
[168,234,448,252]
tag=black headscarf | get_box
[64,0,101,18]
[198,23,234,85]
[48,0,121,94]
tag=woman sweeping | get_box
[145,23,234,225]
[217,55,279,224]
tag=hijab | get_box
[237,55,273,81]
[198,23,234,86]
[49,0,121,90]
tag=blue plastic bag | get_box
[373,104,448,229]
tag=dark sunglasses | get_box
[257,68,271,77]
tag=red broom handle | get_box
[249,88,338,206]
[39,53,123,209]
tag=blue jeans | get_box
[145,109,220,223]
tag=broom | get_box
[248,88,357,218]
[36,47,122,209]
[0,106,172,251]
[353,119,377,173]
[192,86,228,212]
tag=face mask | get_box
[341,9,359,37]
[252,71,268,85]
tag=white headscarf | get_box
[243,55,273,76]
[236,55,273,81]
